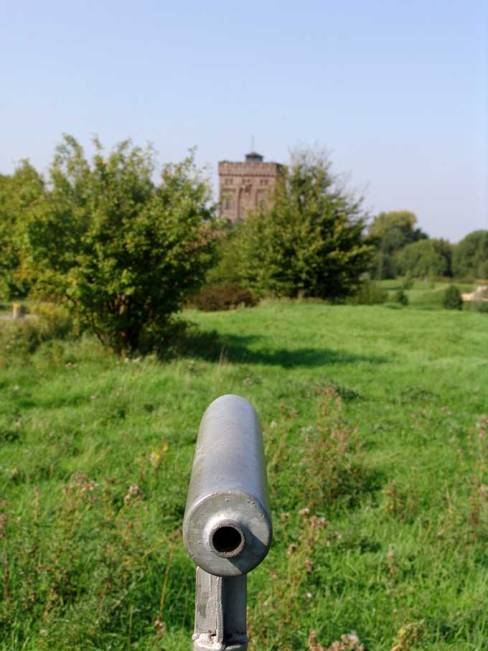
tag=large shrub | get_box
[234,149,373,299]
[393,288,409,306]
[442,285,463,310]
[22,136,218,354]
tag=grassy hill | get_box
[0,302,487,650]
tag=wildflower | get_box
[149,442,169,469]
[308,630,365,651]
[391,622,425,651]
[124,484,143,504]
[479,415,488,440]
[154,618,166,635]
[310,515,328,530]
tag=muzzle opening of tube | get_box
[210,522,245,557]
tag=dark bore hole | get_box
[212,525,244,555]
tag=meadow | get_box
[0,298,487,650]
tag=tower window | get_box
[222,193,234,210]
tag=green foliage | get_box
[442,285,463,310]
[0,162,45,299]
[190,284,257,311]
[22,136,218,354]
[367,210,427,279]
[205,223,244,286]
[452,230,488,279]
[0,305,74,365]
[233,149,372,299]
[393,288,409,306]
[348,280,387,305]
[396,238,452,278]
[298,386,376,509]
[464,300,488,314]
[401,274,415,290]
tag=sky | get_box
[0,0,487,242]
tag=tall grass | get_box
[0,302,487,649]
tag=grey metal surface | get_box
[183,394,272,577]
[193,567,247,651]
[183,395,272,651]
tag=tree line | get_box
[0,135,486,354]
[367,210,488,281]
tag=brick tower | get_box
[218,152,284,223]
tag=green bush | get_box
[394,288,409,306]
[190,284,257,311]
[348,280,387,305]
[0,306,74,364]
[33,302,76,338]
[22,136,218,356]
[401,275,415,290]
[442,285,463,310]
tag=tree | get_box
[233,149,372,299]
[452,230,488,279]
[367,210,427,279]
[23,136,218,354]
[205,220,244,286]
[395,238,452,279]
[0,162,45,298]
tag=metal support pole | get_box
[193,568,247,650]
[183,395,272,651]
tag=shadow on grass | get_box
[170,327,389,368]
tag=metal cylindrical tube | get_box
[183,394,272,577]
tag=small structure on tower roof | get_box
[245,151,264,163]
[218,151,284,223]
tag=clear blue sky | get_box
[1,0,486,241]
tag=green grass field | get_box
[379,279,474,310]
[1,302,487,650]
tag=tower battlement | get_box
[218,153,284,223]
